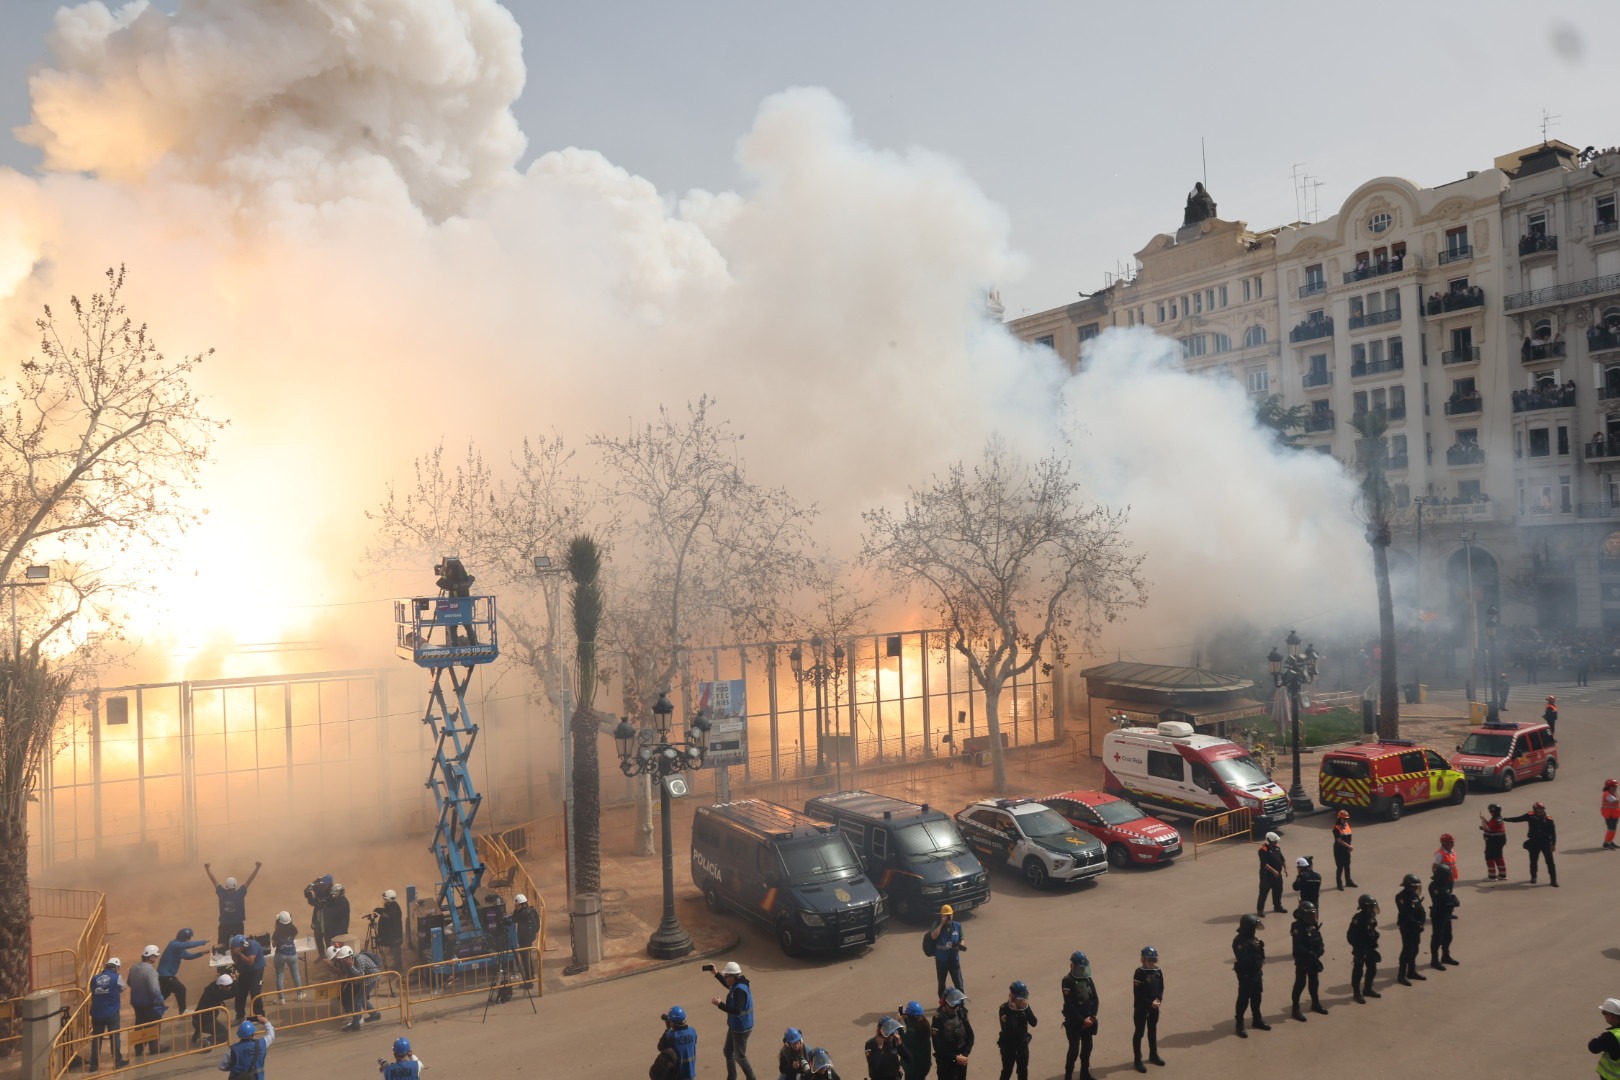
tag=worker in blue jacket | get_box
[658,1006,699,1080]
[88,957,129,1072]
[218,1016,273,1080]
[158,928,211,1014]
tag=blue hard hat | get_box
[1070,950,1088,966]
[878,1016,902,1037]
[393,1038,411,1056]
[320,874,333,887]
[902,1001,924,1018]
[666,1006,687,1023]
[177,928,194,941]
[237,1021,256,1040]
[1009,981,1029,998]
[783,1028,803,1044]
[1141,945,1158,959]
[230,935,245,947]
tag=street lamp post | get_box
[615,692,711,959]
[1268,630,1319,815]
[3,565,52,657]
[787,636,845,782]
[1484,605,1501,723]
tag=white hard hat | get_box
[335,945,354,959]
[225,877,238,890]
[325,946,338,961]
[216,974,234,987]
[276,911,291,925]
[721,961,742,976]
[1605,998,1620,1017]
[513,893,526,905]
[1295,857,1310,868]
[382,890,397,902]
[107,958,121,967]
[141,945,160,958]
[1265,832,1280,843]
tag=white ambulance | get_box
[1101,721,1293,830]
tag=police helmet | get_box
[1070,950,1089,966]
[1358,893,1378,910]
[809,1049,833,1073]
[237,1021,256,1039]
[784,1028,803,1044]
[1295,856,1310,868]
[665,1005,687,1023]
[1439,833,1455,846]
[1140,946,1158,960]
[1487,803,1502,815]
[902,1001,925,1018]
[1295,901,1317,917]
[1009,981,1029,998]
[177,927,194,941]
[942,988,967,1007]
[393,1038,412,1057]
[1239,913,1263,931]
[878,1016,902,1037]
[1402,873,1421,887]
[1533,801,1547,811]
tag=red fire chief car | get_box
[1041,789,1183,868]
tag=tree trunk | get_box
[570,706,602,896]
[0,816,32,999]
[984,681,1008,794]
[1373,539,1401,740]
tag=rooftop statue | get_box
[1183,181,1217,226]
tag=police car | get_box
[953,798,1108,890]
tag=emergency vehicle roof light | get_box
[1385,739,1417,747]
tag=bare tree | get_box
[0,267,219,997]
[1349,411,1400,738]
[862,437,1148,793]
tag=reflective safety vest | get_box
[1433,847,1458,881]
[89,971,122,1019]
[725,980,754,1032]
[224,1037,266,1080]
[381,1060,420,1080]
[1602,791,1619,820]
[666,1025,698,1080]
[1598,1028,1620,1080]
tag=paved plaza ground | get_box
[40,675,1620,1078]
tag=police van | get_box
[803,790,991,922]
[1102,721,1293,831]
[691,800,888,956]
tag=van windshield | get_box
[779,837,862,882]
[893,820,969,860]
[1459,733,1513,757]
[1209,754,1273,790]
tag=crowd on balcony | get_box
[1427,285,1486,314]
[1420,490,1490,507]
[1290,311,1333,339]
[1447,389,1484,410]
[1519,233,1558,254]
[1512,380,1577,412]
[1521,332,1566,361]
[1348,252,1405,280]
[1588,316,1620,352]
[1446,435,1484,463]
[1586,430,1620,459]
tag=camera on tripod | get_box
[363,912,379,923]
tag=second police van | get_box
[1102,721,1293,831]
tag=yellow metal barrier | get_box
[473,834,545,995]
[403,946,541,1012]
[30,887,104,921]
[50,1003,230,1080]
[1191,807,1255,859]
[255,969,407,1034]
[30,948,78,990]
[0,987,81,1062]
[73,895,108,990]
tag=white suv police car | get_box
[953,798,1108,890]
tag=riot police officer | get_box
[1427,863,1460,970]
[864,1017,909,1080]
[1291,856,1321,908]
[1232,914,1269,1037]
[931,988,974,1080]
[1394,873,1427,986]
[897,1003,932,1080]
[996,981,1036,1080]
[1131,946,1164,1071]
[1347,894,1381,1003]
[1289,902,1328,1021]
[1060,951,1098,1080]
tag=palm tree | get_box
[567,535,605,897]
[1348,411,1400,738]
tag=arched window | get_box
[1243,325,1267,348]
[1532,319,1553,342]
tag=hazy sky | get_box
[3,0,1618,315]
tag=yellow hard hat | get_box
[939,904,955,916]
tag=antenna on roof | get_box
[1202,137,1209,189]
[1540,108,1561,144]
[1291,163,1307,224]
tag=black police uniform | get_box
[1131,967,1163,1067]
[1347,907,1381,1002]
[864,1034,910,1080]
[1394,886,1426,984]
[1289,917,1327,1015]
[1291,865,1322,908]
[1060,972,1098,1080]
[1504,809,1559,885]
[1427,871,1459,967]
[1231,929,1267,1034]
[1256,844,1286,914]
[931,1005,974,1080]
[996,1001,1036,1080]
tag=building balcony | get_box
[1442,345,1481,365]
[1579,501,1620,520]
[1348,307,1402,331]
[1505,272,1620,312]
[1584,439,1620,462]
[1520,340,1567,363]
[1438,244,1474,266]
[1512,385,1577,412]
[1350,356,1405,378]
[1600,385,1620,403]
[1342,256,1417,285]
[1353,405,1407,424]
[1589,326,1620,356]
[1302,411,1335,433]
[1302,370,1332,388]
[1387,452,1409,470]
[1446,445,1485,466]
[1444,395,1484,416]
[1298,280,1327,299]
[1596,220,1619,238]
[1411,499,1495,522]
[1519,234,1559,257]
[1427,289,1487,316]
[1290,318,1334,343]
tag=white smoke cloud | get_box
[0,0,1372,680]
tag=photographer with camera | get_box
[326,883,352,942]
[378,1036,423,1080]
[656,1006,698,1080]
[303,875,334,955]
[512,894,540,988]
[707,961,757,1080]
[371,891,404,975]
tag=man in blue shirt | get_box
[207,862,261,946]
[88,957,128,1072]
[657,1007,698,1080]
[218,1016,273,1080]
[378,1037,423,1080]
[158,929,210,1014]
[229,935,267,1023]
[710,962,756,1080]
[930,905,966,998]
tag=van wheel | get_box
[776,921,802,957]
[702,883,722,914]
[1384,795,1404,822]
[1449,781,1467,805]
[1542,759,1557,783]
[1499,770,1515,793]
[1107,844,1131,870]
[894,897,914,922]
[1023,858,1051,890]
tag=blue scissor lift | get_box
[395,584,501,962]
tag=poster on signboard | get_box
[695,679,747,767]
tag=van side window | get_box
[872,828,887,858]
[1398,751,1427,774]
[840,822,863,850]
[1190,761,1216,792]
[725,833,749,858]
[694,818,718,847]
[1524,731,1544,752]
[1424,750,1447,771]
[1147,750,1185,782]
[757,845,778,877]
